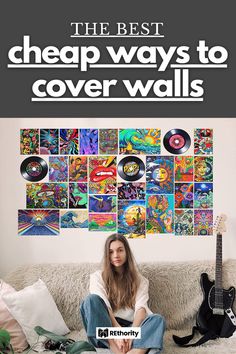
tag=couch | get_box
[4,260,236,354]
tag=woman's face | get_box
[109,240,127,269]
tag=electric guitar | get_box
[197,214,236,337]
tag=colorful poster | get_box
[80,129,98,155]
[18,210,59,235]
[60,210,88,228]
[175,183,194,208]
[69,183,88,208]
[175,210,194,235]
[89,156,117,194]
[194,129,213,155]
[174,156,193,181]
[89,195,116,213]
[60,129,79,154]
[20,129,39,155]
[26,183,68,208]
[99,129,118,154]
[49,156,68,182]
[194,156,213,182]
[40,129,59,154]
[146,195,174,234]
[194,183,213,209]
[69,156,87,182]
[118,182,145,200]
[146,156,174,194]
[194,210,213,235]
[89,214,116,231]
[119,129,161,154]
[118,200,145,238]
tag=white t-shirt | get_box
[89,270,153,322]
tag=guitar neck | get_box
[215,232,222,290]
[214,232,224,310]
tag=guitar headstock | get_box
[213,214,227,234]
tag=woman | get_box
[80,234,165,354]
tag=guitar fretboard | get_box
[215,232,223,308]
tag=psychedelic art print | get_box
[60,129,79,154]
[119,129,161,154]
[146,156,174,194]
[146,195,174,234]
[118,200,146,238]
[20,129,39,155]
[18,210,59,235]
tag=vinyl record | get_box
[163,129,191,154]
[118,156,145,181]
[20,156,48,181]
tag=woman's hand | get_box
[124,338,133,351]
[114,339,127,353]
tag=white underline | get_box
[32,97,203,102]
[8,63,227,69]
[90,64,156,68]
[171,64,227,68]
[70,35,164,38]
[8,64,78,68]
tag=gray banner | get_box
[0,0,235,117]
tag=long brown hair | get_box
[102,234,140,311]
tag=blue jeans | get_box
[80,294,165,352]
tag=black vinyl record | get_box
[163,129,191,154]
[118,156,145,181]
[20,156,48,181]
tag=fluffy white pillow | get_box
[2,279,69,346]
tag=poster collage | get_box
[18,128,213,237]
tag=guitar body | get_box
[173,218,236,347]
[197,273,236,337]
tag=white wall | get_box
[0,117,235,277]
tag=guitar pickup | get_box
[213,308,224,315]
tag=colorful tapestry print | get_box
[69,156,87,182]
[194,156,213,182]
[146,195,174,234]
[118,182,145,200]
[194,129,213,155]
[26,183,68,208]
[118,200,145,238]
[80,129,98,155]
[194,210,213,235]
[49,156,68,182]
[18,210,59,235]
[99,129,118,154]
[89,156,117,194]
[89,195,116,213]
[61,210,88,228]
[89,214,116,231]
[175,183,194,208]
[194,183,213,209]
[69,183,88,208]
[119,129,161,154]
[175,156,193,182]
[40,129,59,154]
[146,156,174,194]
[60,129,78,154]
[20,129,39,155]
[175,210,193,235]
